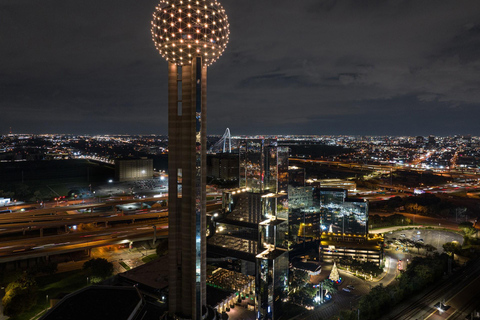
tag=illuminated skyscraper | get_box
[151,1,229,319]
[209,139,289,319]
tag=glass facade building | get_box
[208,138,289,320]
[317,188,368,236]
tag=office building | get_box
[318,189,367,236]
[207,152,239,182]
[115,158,153,182]
[315,188,383,265]
[208,139,289,320]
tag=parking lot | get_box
[385,228,463,253]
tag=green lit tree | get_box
[458,222,476,238]
[442,242,460,256]
[2,274,37,317]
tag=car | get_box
[400,234,406,237]
[342,288,351,292]
[418,239,424,243]
[347,285,355,290]
[417,231,421,235]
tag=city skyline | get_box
[2,1,480,135]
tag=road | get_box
[0,210,168,236]
[304,268,368,320]
[0,198,222,264]
[289,158,480,181]
[425,272,480,320]
[303,258,399,320]
[0,221,169,263]
[370,211,475,232]
[381,259,480,320]
[304,227,459,320]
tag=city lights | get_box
[151,0,230,66]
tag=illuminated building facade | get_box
[238,139,289,196]
[319,234,384,265]
[318,188,368,236]
[208,139,289,319]
[151,0,230,318]
[115,158,153,182]
[319,179,356,192]
[316,189,383,265]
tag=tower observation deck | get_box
[151,1,230,319]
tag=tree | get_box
[2,274,37,317]
[155,238,168,257]
[329,262,340,282]
[424,244,436,256]
[290,269,309,291]
[83,258,114,280]
[321,279,337,295]
[32,190,43,202]
[442,242,460,256]
[458,222,476,238]
[414,242,424,254]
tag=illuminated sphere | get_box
[151,0,230,67]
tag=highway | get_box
[0,210,168,235]
[290,158,480,181]
[0,198,221,264]
[0,220,168,263]
[0,196,168,220]
[382,259,480,320]
[425,272,480,320]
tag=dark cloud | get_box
[1,0,480,135]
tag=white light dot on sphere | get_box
[151,0,230,67]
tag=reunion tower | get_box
[151,1,230,319]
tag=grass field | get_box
[141,254,158,263]
[6,270,90,320]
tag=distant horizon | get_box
[2,132,478,138]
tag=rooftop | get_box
[40,286,142,320]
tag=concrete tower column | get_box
[168,57,207,320]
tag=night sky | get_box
[1,0,480,136]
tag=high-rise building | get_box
[207,152,239,182]
[317,188,368,236]
[208,139,289,320]
[238,139,289,195]
[151,1,230,319]
[416,135,424,145]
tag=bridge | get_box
[210,128,232,153]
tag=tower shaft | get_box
[168,57,207,319]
